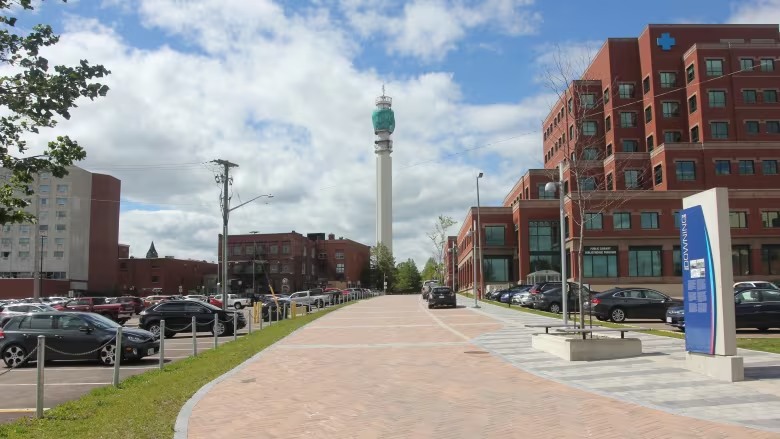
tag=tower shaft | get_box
[372,89,395,254]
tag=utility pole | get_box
[213,159,238,311]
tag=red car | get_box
[208,297,223,308]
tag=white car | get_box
[734,281,780,290]
[184,295,209,302]
[213,294,251,309]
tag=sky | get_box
[8,0,780,267]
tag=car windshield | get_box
[82,313,121,330]
[754,282,779,289]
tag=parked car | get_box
[106,296,145,314]
[498,286,532,303]
[427,286,456,308]
[143,295,173,308]
[212,294,251,309]
[734,281,780,290]
[421,281,440,300]
[254,295,288,321]
[510,287,534,307]
[532,285,591,314]
[287,291,316,310]
[667,288,780,332]
[324,288,343,304]
[184,295,209,302]
[0,312,158,367]
[306,288,331,307]
[138,300,246,338]
[52,297,133,325]
[584,287,682,323]
[0,303,58,327]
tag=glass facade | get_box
[485,226,505,246]
[583,246,617,277]
[528,220,561,273]
[673,246,682,276]
[483,257,510,282]
[762,245,780,275]
[733,245,751,276]
[628,246,662,277]
[613,212,631,229]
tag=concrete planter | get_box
[531,333,642,361]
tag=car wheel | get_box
[234,302,243,310]
[2,344,29,368]
[318,300,324,308]
[757,327,770,332]
[427,303,433,309]
[146,322,161,338]
[212,321,226,337]
[610,307,626,323]
[98,344,117,366]
[548,302,561,314]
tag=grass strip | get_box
[0,302,352,439]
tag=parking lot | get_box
[0,304,329,423]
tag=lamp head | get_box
[544,181,558,193]
[477,172,483,179]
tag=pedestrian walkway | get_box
[177,295,780,438]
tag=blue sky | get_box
[16,0,777,264]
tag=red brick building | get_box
[456,24,780,296]
[453,207,517,293]
[315,233,371,289]
[117,253,218,297]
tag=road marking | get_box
[0,383,110,386]
[309,324,437,329]
[419,300,472,342]
[0,408,50,413]
[277,342,469,349]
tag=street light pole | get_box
[468,225,479,309]
[38,230,47,298]
[545,164,568,325]
[250,231,259,297]
[476,172,484,301]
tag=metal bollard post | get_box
[36,335,45,418]
[192,317,198,357]
[233,312,238,342]
[159,320,166,370]
[113,327,123,387]
[260,306,264,330]
[275,306,280,323]
[248,309,252,334]
[213,316,219,349]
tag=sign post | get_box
[680,188,743,381]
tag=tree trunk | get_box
[578,220,586,330]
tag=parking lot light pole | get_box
[476,172,484,302]
[467,226,479,309]
[545,164,568,325]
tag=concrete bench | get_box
[525,324,580,334]
[553,327,650,340]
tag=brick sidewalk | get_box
[179,295,778,438]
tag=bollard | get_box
[248,309,252,334]
[36,335,45,419]
[275,305,280,323]
[159,320,166,370]
[192,316,198,357]
[113,327,123,387]
[213,316,219,349]
[233,312,238,342]
[260,306,264,330]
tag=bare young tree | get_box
[543,47,650,328]
[427,215,456,282]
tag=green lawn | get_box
[0,303,351,439]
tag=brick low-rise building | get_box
[117,243,217,296]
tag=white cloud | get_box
[729,0,780,25]
[16,1,547,268]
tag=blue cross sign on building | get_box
[657,32,676,51]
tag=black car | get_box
[585,287,682,322]
[138,300,246,338]
[0,312,158,367]
[255,295,290,321]
[531,285,590,313]
[667,288,780,331]
[427,286,456,308]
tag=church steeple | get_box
[146,241,159,259]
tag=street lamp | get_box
[466,226,479,309]
[448,245,457,291]
[544,164,568,325]
[476,172,484,301]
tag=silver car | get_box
[510,289,534,307]
[0,303,58,327]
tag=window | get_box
[528,220,561,273]
[578,177,596,191]
[270,245,278,254]
[2,224,9,233]
[620,112,637,128]
[580,93,596,109]
[53,251,64,258]
[54,238,64,246]
[705,59,724,76]
[613,212,631,230]
[624,170,640,189]
[282,242,290,254]
[730,211,748,228]
[483,256,510,282]
[538,183,556,199]
[56,197,67,206]
[664,131,682,143]
[56,184,68,193]
[281,264,290,273]
[336,263,345,274]
[567,98,572,113]
[1,238,10,246]
[762,245,780,274]
[673,246,682,276]
[688,95,697,113]
[38,224,48,232]
[715,160,731,175]
[768,121,780,134]
[743,89,757,104]
[605,115,611,132]
[761,58,775,72]
[739,160,755,175]
[582,121,597,136]
[686,64,695,83]
[40,198,48,207]
[708,90,726,107]
[582,148,598,160]
[603,88,610,104]
[653,164,663,185]
[746,120,760,135]
[55,224,66,232]
[764,90,778,103]
[606,172,613,190]
[39,184,49,193]
[676,161,695,181]
[659,72,676,88]
[583,247,618,277]
[647,135,654,151]
[485,226,505,246]
[568,125,574,139]
[606,143,613,156]
[628,247,662,277]
[644,106,652,123]
[711,122,729,139]
[19,238,29,246]
[674,211,681,228]
[733,245,751,276]
[763,160,778,175]
[640,212,659,229]
[584,213,603,230]
[662,102,680,118]
[232,245,242,256]
[39,172,50,179]
[622,139,638,153]
[740,58,754,71]
[335,251,345,259]
[20,225,30,234]
[270,263,278,273]
[18,251,29,258]
[762,211,780,228]
[618,83,634,99]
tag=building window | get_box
[642,77,650,94]
[578,177,596,191]
[233,245,242,256]
[647,135,655,151]
[739,160,755,175]
[664,131,682,143]
[653,164,663,185]
[761,58,775,72]
[19,238,29,246]
[606,143,613,156]
[582,121,597,136]
[605,115,611,132]
[711,122,728,139]
[335,263,345,274]
[53,251,64,258]
[584,213,603,230]
[691,125,700,142]
[673,246,682,276]
[676,161,695,181]
[56,184,68,193]
[763,160,778,175]
[270,264,278,273]
[54,238,64,246]
[335,251,345,259]
[538,183,556,199]
[18,251,30,258]
[568,125,574,139]
[705,59,724,76]
[580,93,596,109]
[483,256,510,282]
[620,112,637,128]
[624,170,640,189]
[528,220,561,273]
[270,245,278,254]
[151,275,160,283]
[640,212,659,229]
[55,224,66,232]
[485,226,506,246]
[583,247,618,277]
[39,184,49,193]
[1,238,10,246]
[740,58,754,71]
[708,90,726,107]
[20,225,30,234]
[764,90,778,103]
[644,106,652,123]
[762,245,780,274]
[40,198,48,207]
[733,245,751,276]
[715,160,731,175]
[662,102,680,118]
[622,139,638,152]
[686,64,695,83]
[39,172,50,179]
[281,264,290,273]
[613,212,631,230]
[582,148,598,160]
[746,120,760,135]
[606,173,614,190]
[618,83,635,99]
[281,242,290,254]
[743,89,757,104]
[660,72,677,88]
[603,88,610,104]
[768,121,780,134]
[38,224,48,231]
[674,211,681,229]
[762,211,780,228]
[688,95,697,113]
[628,246,662,277]
[730,211,748,228]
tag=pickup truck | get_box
[52,297,133,324]
[287,291,321,310]
[212,294,251,309]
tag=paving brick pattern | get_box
[183,296,780,438]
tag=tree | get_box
[543,47,648,328]
[370,243,396,290]
[0,0,110,224]
[395,258,421,292]
[426,215,456,281]
[420,257,438,282]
